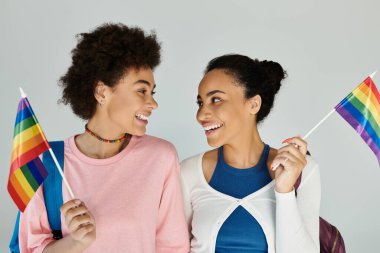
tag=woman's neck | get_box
[75,117,131,159]
[222,127,265,169]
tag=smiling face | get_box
[196,69,261,147]
[99,67,158,136]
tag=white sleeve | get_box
[275,156,321,253]
[180,156,198,236]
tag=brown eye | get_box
[211,97,221,103]
[196,100,203,107]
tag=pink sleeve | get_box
[19,186,54,253]
[156,150,190,253]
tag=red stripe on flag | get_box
[7,178,27,212]
[10,141,49,174]
[364,77,380,105]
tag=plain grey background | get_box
[1,0,379,251]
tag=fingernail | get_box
[74,199,81,205]
[282,138,292,144]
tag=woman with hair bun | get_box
[181,54,320,253]
[18,23,189,253]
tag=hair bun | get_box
[260,60,286,94]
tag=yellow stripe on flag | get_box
[358,82,380,111]
[10,133,45,163]
[12,124,46,151]
[13,169,35,199]
[9,172,30,205]
[353,87,380,127]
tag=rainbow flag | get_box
[335,76,380,164]
[7,96,50,212]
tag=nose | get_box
[147,96,158,110]
[197,105,211,123]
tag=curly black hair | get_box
[59,23,161,120]
[205,54,286,123]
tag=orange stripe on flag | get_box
[11,133,46,164]
[7,180,26,211]
[364,78,380,104]
[12,124,47,150]
[9,172,30,207]
[11,133,46,163]
[359,81,380,110]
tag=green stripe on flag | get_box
[14,116,37,137]
[350,96,380,137]
[20,164,39,191]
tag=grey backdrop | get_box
[1,0,379,252]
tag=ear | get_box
[94,81,106,104]
[248,95,261,115]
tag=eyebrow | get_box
[134,80,156,88]
[197,90,225,100]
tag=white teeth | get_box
[204,124,223,131]
[136,113,148,121]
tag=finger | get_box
[65,205,90,223]
[78,202,96,223]
[283,136,307,155]
[71,224,95,241]
[271,152,304,170]
[60,199,82,216]
[85,211,96,224]
[68,213,93,232]
[277,144,305,162]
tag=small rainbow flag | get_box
[7,96,50,212]
[335,76,380,164]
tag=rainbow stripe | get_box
[335,77,380,164]
[7,97,50,212]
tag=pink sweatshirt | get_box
[19,134,190,253]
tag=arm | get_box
[156,151,190,253]
[18,187,55,253]
[180,163,193,235]
[275,159,321,253]
[272,137,320,253]
[19,187,96,253]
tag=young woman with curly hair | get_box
[181,54,320,253]
[18,23,190,253]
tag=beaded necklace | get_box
[85,124,129,143]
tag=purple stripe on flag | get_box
[32,157,48,179]
[336,105,380,164]
[17,98,30,112]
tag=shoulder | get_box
[180,152,205,181]
[181,153,202,172]
[135,134,178,155]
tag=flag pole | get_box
[19,87,75,199]
[272,71,377,171]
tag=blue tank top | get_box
[209,144,272,253]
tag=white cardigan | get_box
[180,153,321,253]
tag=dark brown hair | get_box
[205,54,286,123]
[59,23,161,120]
